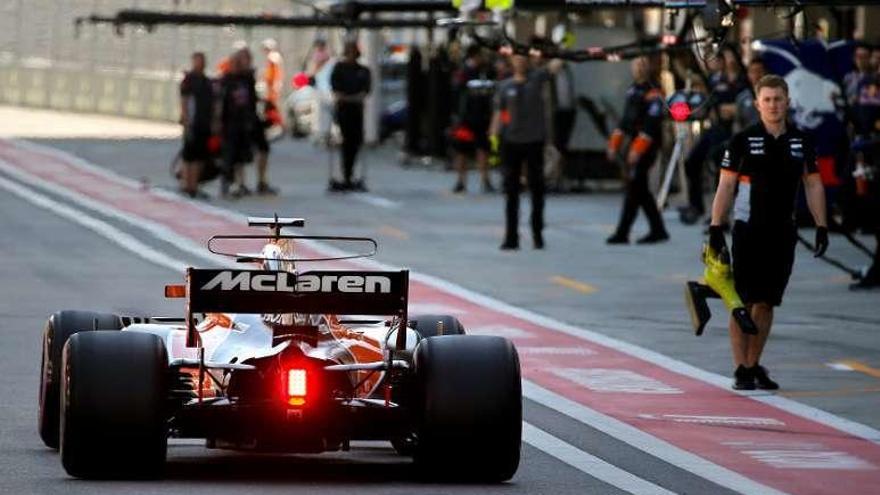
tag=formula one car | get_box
[38,217,522,481]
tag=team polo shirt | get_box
[720,123,819,229]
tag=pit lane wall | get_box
[0,0,312,122]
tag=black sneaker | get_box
[606,233,629,245]
[733,365,755,390]
[850,276,880,291]
[499,240,519,251]
[679,207,703,225]
[257,182,279,196]
[637,231,670,244]
[751,365,779,390]
[230,184,252,199]
[453,181,466,194]
[533,233,545,250]
[482,180,496,193]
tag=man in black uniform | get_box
[490,53,551,250]
[709,75,829,390]
[331,41,371,191]
[606,57,669,244]
[179,52,213,198]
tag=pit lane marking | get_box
[552,368,683,395]
[551,276,598,294]
[723,442,876,471]
[522,423,676,495]
[0,174,677,489]
[407,303,467,315]
[832,360,880,380]
[352,194,400,209]
[523,381,788,495]
[469,325,534,339]
[0,173,187,274]
[780,388,880,399]
[378,225,408,240]
[637,414,786,428]
[518,347,595,356]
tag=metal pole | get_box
[90,0,100,113]
[364,21,381,144]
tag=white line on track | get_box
[522,422,676,495]
[10,139,880,490]
[0,169,673,494]
[351,194,400,209]
[523,381,788,495]
[0,174,187,274]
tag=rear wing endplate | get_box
[184,268,408,346]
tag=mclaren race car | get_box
[38,216,522,481]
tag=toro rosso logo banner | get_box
[188,269,408,316]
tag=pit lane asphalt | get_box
[0,170,737,494]
[16,108,880,429]
[0,107,878,493]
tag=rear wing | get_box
[183,268,408,346]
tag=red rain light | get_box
[670,101,691,122]
[287,369,307,398]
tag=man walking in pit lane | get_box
[708,75,829,390]
[179,51,213,199]
[606,57,669,245]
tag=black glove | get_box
[708,225,728,255]
[814,226,829,257]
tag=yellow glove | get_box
[702,244,744,312]
[489,134,501,167]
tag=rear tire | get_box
[413,335,521,482]
[409,314,465,338]
[60,331,168,479]
[39,311,122,449]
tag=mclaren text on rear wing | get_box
[184,268,409,346]
[188,268,408,315]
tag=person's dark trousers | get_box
[684,124,732,213]
[502,140,545,245]
[613,152,666,237]
[337,102,364,184]
[553,109,576,155]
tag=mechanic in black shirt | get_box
[179,52,213,199]
[331,41,372,190]
[606,57,669,244]
[709,75,829,390]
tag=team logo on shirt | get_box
[789,138,804,159]
[747,136,765,155]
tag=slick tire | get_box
[409,314,465,338]
[413,335,522,482]
[60,331,168,479]
[39,310,123,449]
